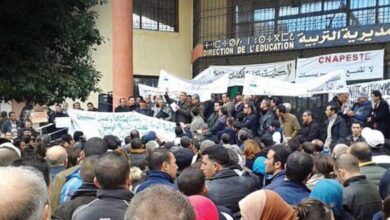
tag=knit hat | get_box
[144,131,157,143]
[362,127,384,148]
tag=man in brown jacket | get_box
[276,104,301,139]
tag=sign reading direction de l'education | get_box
[203,24,390,57]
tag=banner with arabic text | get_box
[158,70,229,102]
[138,83,178,100]
[296,49,384,82]
[243,70,348,96]
[67,109,176,142]
[193,60,296,84]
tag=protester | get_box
[334,153,381,219]
[46,145,68,182]
[370,90,390,138]
[346,121,366,144]
[269,120,286,144]
[306,154,334,190]
[115,98,130,112]
[136,100,153,116]
[276,104,301,138]
[86,102,98,111]
[128,138,148,170]
[299,110,321,141]
[257,99,276,137]
[222,93,235,116]
[177,167,207,196]
[264,144,290,190]
[165,91,192,124]
[54,155,99,219]
[189,195,219,220]
[0,166,50,220]
[296,198,334,220]
[1,111,21,139]
[153,99,172,120]
[272,151,312,205]
[324,105,347,151]
[0,142,21,166]
[241,104,258,137]
[350,142,387,187]
[190,107,205,135]
[128,96,137,112]
[310,179,353,220]
[72,152,132,220]
[125,185,196,220]
[351,93,372,126]
[50,137,107,211]
[201,145,258,213]
[243,139,261,170]
[134,148,178,193]
[239,189,296,220]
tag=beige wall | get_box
[133,0,193,79]
[85,0,193,108]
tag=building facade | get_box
[191,0,390,118]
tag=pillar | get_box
[112,0,133,110]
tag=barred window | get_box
[133,0,178,32]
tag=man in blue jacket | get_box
[351,93,372,126]
[134,148,178,193]
[272,151,312,205]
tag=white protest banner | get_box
[193,60,296,85]
[138,83,178,99]
[158,70,229,102]
[348,79,390,102]
[296,49,384,82]
[67,109,176,142]
[243,70,347,96]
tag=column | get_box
[112,0,133,111]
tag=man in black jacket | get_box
[335,154,381,220]
[114,98,130,112]
[200,145,258,213]
[370,90,390,138]
[165,91,192,124]
[323,105,347,151]
[72,152,133,220]
[54,155,99,219]
[241,104,257,137]
[299,110,320,142]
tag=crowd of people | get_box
[1,90,390,220]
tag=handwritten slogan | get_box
[67,110,176,142]
[348,79,390,102]
[243,71,348,96]
[203,24,390,57]
[193,60,296,84]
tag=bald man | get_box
[46,145,68,182]
[0,145,20,167]
[0,166,50,220]
[335,154,381,219]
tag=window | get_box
[350,9,376,25]
[133,0,178,32]
[379,7,390,23]
[324,0,346,11]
